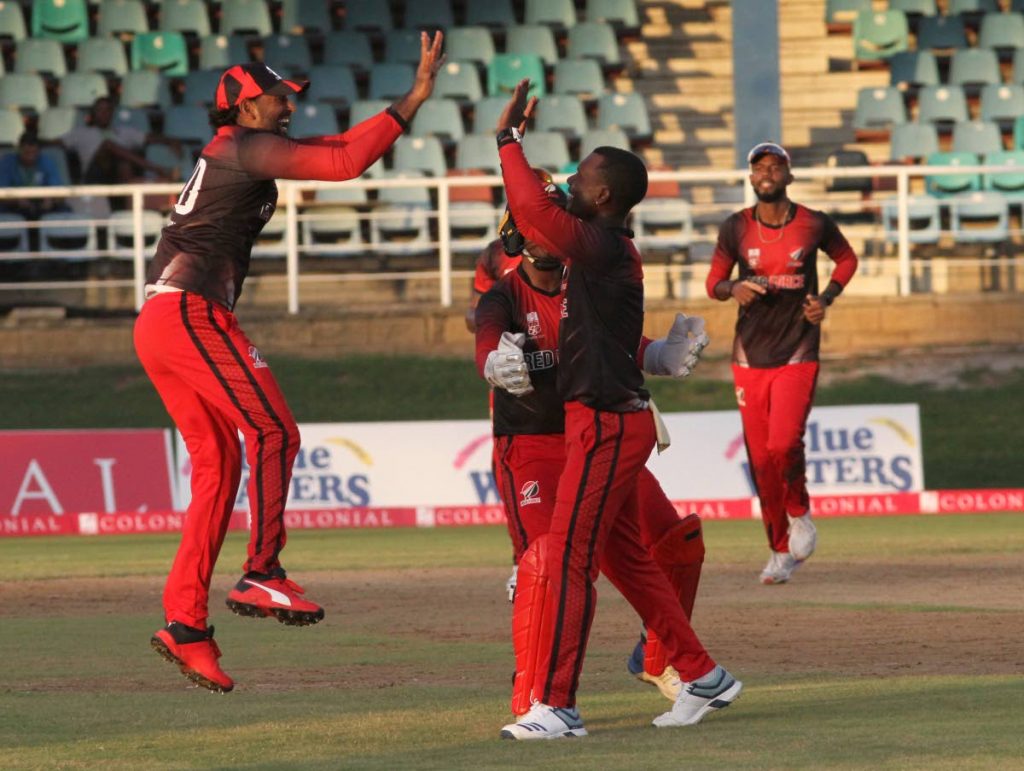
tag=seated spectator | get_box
[0,131,65,221]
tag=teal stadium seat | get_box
[347,99,390,128]
[411,98,465,144]
[853,86,907,138]
[824,0,872,34]
[890,121,940,162]
[464,0,516,29]
[456,133,500,173]
[403,0,453,30]
[984,149,1024,199]
[553,58,605,103]
[131,32,189,76]
[948,0,999,16]
[889,51,939,92]
[262,34,313,73]
[343,0,393,34]
[163,105,213,145]
[917,85,969,127]
[488,54,546,98]
[980,84,1024,129]
[881,195,941,244]
[506,25,560,68]
[950,190,1008,244]
[567,21,622,69]
[472,96,510,133]
[916,15,967,53]
[952,120,1003,155]
[525,0,576,33]
[445,27,495,68]
[977,12,1024,58]
[181,69,223,106]
[31,0,89,43]
[597,92,652,143]
[302,186,366,258]
[160,0,212,38]
[120,69,173,109]
[289,103,340,138]
[373,170,433,255]
[579,127,630,157]
[97,0,150,38]
[393,135,447,177]
[323,31,374,73]
[586,0,641,36]
[40,210,99,259]
[305,65,358,108]
[434,61,484,103]
[926,150,981,195]
[198,34,251,71]
[948,48,1000,96]
[368,63,414,101]
[112,105,151,135]
[219,0,272,37]
[536,94,588,141]
[58,72,109,108]
[279,0,331,35]
[888,0,937,32]
[0,2,27,44]
[522,131,570,170]
[77,37,129,77]
[385,28,426,66]
[852,10,909,64]
[0,73,49,114]
[15,38,67,78]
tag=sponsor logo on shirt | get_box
[519,480,542,507]
[526,310,541,337]
[788,248,804,267]
[248,345,269,369]
[747,248,760,269]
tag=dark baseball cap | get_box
[747,142,791,165]
[215,62,309,109]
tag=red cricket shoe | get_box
[151,622,234,693]
[226,570,325,626]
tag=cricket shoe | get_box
[151,622,234,693]
[759,550,797,585]
[500,703,588,740]
[652,665,742,728]
[226,570,325,626]
[788,513,817,562]
[627,634,681,701]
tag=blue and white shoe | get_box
[652,665,743,727]
[500,702,588,740]
[627,635,645,677]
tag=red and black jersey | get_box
[706,204,858,368]
[147,111,403,309]
[473,238,521,294]
[475,264,565,436]
[499,143,648,412]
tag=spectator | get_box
[0,132,65,220]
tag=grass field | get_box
[2,514,1023,770]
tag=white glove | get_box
[643,313,710,379]
[484,332,534,396]
[506,564,518,603]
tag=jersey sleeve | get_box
[498,142,623,271]
[705,215,739,299]
[819,213,858,292]
[474,286,514,378]
[472,241,501,294]
[236,111,402,181]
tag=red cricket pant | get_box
[134,291,300,628]
[532,402,714,708]
[732,361,819,553]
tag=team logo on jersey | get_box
[519,480,542,507]
[747,248,760,269]
[735,386,746,408]
[259,202,275,222]
[526,311,541,337]
[788,248,804,267]
[559,297,568,319]
[248,345,269,369]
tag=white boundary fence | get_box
[1,163,1022,314]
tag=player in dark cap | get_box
[137,35,445,693]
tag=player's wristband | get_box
[820,280,842,306]
[386,106,411,133]
[496,127,523,148]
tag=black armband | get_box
[820,280,843,306]
[386,106,410,133]
[496,127,523,148]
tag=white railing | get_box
[1,163,1022,313]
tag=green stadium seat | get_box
[14,38,67,78]
[0,2,27,44]
[917,85,968,127]
[456,132,500,173]
[403,0,453,30]
[980,84,1024,129]
[567,21,622,69]
[888,0,937,32]
[585,0,640,35]
[579,127,629,158]
[889,50,939,92]
[465,0,516,29]
[279,0,331,35]
[76,37,129,77]
[949,48,1000,96]
[952,120,1003,155]
[881,195,941,244]
[368,63,414,101]
[394,135,447,177]
[434,60,484,103]
[950,190,1008,244]
[890,121,940,162]
[120,69,172,108]
[824,0,872,33]
[163,104,213,144]
[323,31,374,72]
[181,68,222,106]
[343,0,393,34]
[347,99,390,128]
[505,25,559,68]
[198,34,251,71]
[305,64,358,108]
[37,106,82,141]
[852,10,909,63]
[522,131,570,170]
[220,0,272,37]
[948,0,999,16]
[925,150,981,195]
[0,73,49,114]
[384,28,424,66]
[57,72,109,108]
[488,53,545,98]
[31,0,89,44]
[262,34,313,73]
[853,86,907,137]
[536,94,588,141]
[131,32,189,76]
[411,98,465,144]
[160,0,212,38]
[525,0,576,33]
[983,148,1024,198]
[916,15,967,53]
[553,58,605,102]
[445,27,495,68]
[977,12,1024,57]
[290,103,339,138]
[597,92,651,143]
[97,0,150,39]
[0,109,24,146]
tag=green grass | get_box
[2,356,1023,489]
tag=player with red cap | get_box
[138,34,445,693]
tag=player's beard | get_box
[754,186,785,203]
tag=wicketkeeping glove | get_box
[643,313,710,379]
[484,332,534,396]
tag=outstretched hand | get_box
[496,78,538,134]
[392,31,446,122]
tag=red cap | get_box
[215,63,309,109]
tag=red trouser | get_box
[732,361,819,553]
[532,402,714,708]
[134,291,300,628]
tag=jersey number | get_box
[174,158,208,216]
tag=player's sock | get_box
[510,534,551,716]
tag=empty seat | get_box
[823,149,873,193]
[597,92,652,142]
[980,84,1024,127]
[434,61,484,103]
[262,34,313,73]
[368,63,414,100]
[536,94,588,140]
[888,50,940,91]
[0,2,27,44]
[39,211,98,258]
[120,69,172,108]
[305,65,358,108]
[0,110,24,146]
[372,170,432,254]
[567,21,622,68]
[824,0,872,33]
[464,0,516,29]
[505,25,559,67]
[472,95,510,133]
[220,0,272,37]
[97,0,150,38]
[579,127,630,157]
[14,38,66,78]
[984,148,1024,197]
[38,106,81,140]
[950,190,1008,243]
[160,0,212,38]
[925,150,981,195]
[384,28,425,66]
[290,103,339,138]
[163,105,212,144]
[411,98,465,143]
[952,120,1003,155]
[131,32,189,76]
[107,209,166,254]
[302,185,366,257]
[488,54,546,98]
[323,31,374,72]
[890,121,940,162]
[0,213,28,253]
[343,0,393,34]
[948,0,1000,16]
[445,26,495,68]
[181,69,222,106]
[456,133,501,173]
[393,135,447,177]
[586,0,641,34]
[31,0,89,43]
[853,86,907,135]
[917,85,969,126]
[58,72,108,108]
[198,34,251,71]
[916,15,967,52]
[888,0,938,18]
[633,192,692,251]
[403,0,453,30]
[526,0,576,31]
[553,58,605,101]
[347,99,390,128]
[145,140,193,182]
[852,10,909,63]
[948,48,1000,95]
[522,131,570,169]
[76,37,129,77]
[112,105,151,135]
[977,12,1024,56]
[279,0,331,35]
[0,73,49,113]
[881,195,941,244]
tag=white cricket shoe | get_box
[652,665,743,727]
[500,702,588,740]
[759,550,797,585]
[788,512,817,561]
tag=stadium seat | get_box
[567,21,622,69]
[0,212,29,253]
[586,0,641,36]
[824,0,872,34]
[890,122,940,162]
[881,195,941,244]
[633,196,693,251]
[322,31,374,72]
[0,2,27,44]
[925,150,981,195]
[0,110,24,146]
[916,15,967,53]
[279,0,331,35]
[372,170,433,255]
[38,211,98,259]
[106,209,166,253]
[948,48,1000,97]
[505,25,559,68]
[289,103,339,138]
[983,148,1024,199]
[948,0,999,17]
[411,98,465,144]
[597,92,652,143]
[823,149,873,193]
[456,133,500,173]
[262,34,313,73]
[120,69,172,109]
[58,72,108,108]
[888,0,938,19]
[302,186,366,258]
[525,0,576,32]
[97,0,150,39]
[980,84,1024,129]
[949,190,1008,243]
[445,27,495,68]
[579,127,630,157]
[181,69,222,106]
[446,168,499,249]
[553,58,605,102]
[977,12,1024,58]
[198,34,251,71]
[522,131,570,170]
[347,99,390,128]
[536,94,588,141]
[131,32,189,76]
[488,54,546,98]
[384,29,425,66]
[305,65,358,108]
[220,0,272,37]
[853,86,907,139]
[952,120,1003,155]
[31,0,89,44]
[14,38,67,78]
[434,61,484,103]
[37,106,82,141]
[343,0,393,34]
[852,10,909,64]
[0,73,49,114]
[159,0,212,38]
[163,105,213,144]
[393,135,447,177]
[917,85,969,127]
[888,50,940,92]
[472,95,509,133]
[464,0,516,29]
[403,0,453,30]
[368,63,414,101]
[76,37,129,77]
